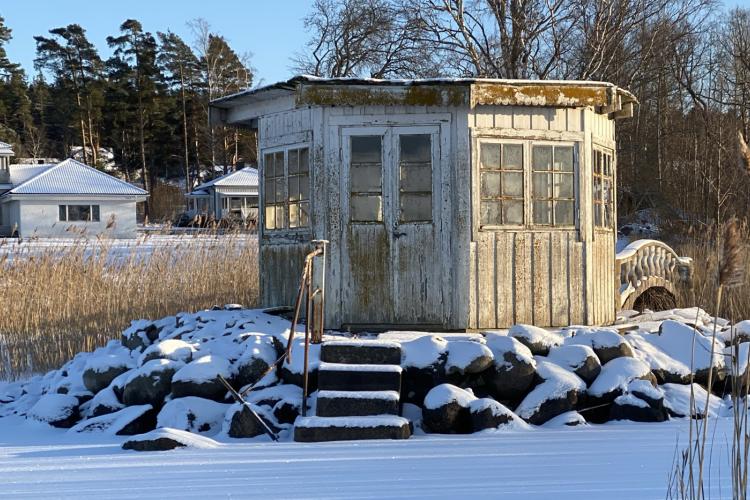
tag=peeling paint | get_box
[471,83,611,109]
[297,85,469,107]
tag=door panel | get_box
[341,125,443,328]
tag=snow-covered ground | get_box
[0,414,733,499]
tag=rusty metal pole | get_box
[302,259,313,417]
[311,240,329,344]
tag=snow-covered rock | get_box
[588,357,655,402]
[508,324,562,356]
[546,344,601,385]
[468,398,528,432]
[157,397,229,436]
[70,405,155,435]
[84,386,125,418]
[121,319,162,351]
[543,411,587,427]
[138,339,197,365]
[82,353,135,394]
[171,355,235,402]
[223,403,278,438]
[122,359,184,407]
[399,336,448,404]
[564,328,633,364]
[422,384,476,434]
[445,340,493,375]
[515,359,586,425]
[610,392,667,423]
[28,393,80,428]
[234,335,278,387]
[122,427,220,452]
[484,334,537,401]
[661,383,725,418]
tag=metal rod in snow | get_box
[217,375,279,442]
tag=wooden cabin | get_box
[210,76,636,330]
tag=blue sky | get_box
[2,0,749,86]
[2,0,312,86]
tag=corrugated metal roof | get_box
[0,141,14,155]
[6,159,147,196]
[9,164,55,185]
[193,167,259,191]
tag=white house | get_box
[0,142,147,239]
[186,167,259,222]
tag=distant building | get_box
[0,142,147,238]
[185,167,259,222]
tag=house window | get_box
[593,148,614,228]
[480,143,524,226]
[399,134,432,223]
[59,204,100,222]
[479,141,576,229]
[263,146,310,231]
[531,145,575,226]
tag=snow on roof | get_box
[6,159,147,196]
[190,167,259,193]
[0,141,14,155]
[9,164,55,185]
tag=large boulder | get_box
[543,411,587,427]
[515,359,586,425]
[121,359,183,407]
[586,357,655,422]
[82,353,134,394]
[27,393,80,428]
[121,320,162,351]
[171,355,235,402]
[468,398,527,432]
[609,380,668,423]
[724,343,750,394]
[400,336,448,404]
[157,397,229,436]
[138,339,197,365]
[546,345,601,385]
[508,325,562,356]
[661,383,725,419]
[564,328,633,364]
[233,335,278,388]
[70,405,156,435]
[422,384,476,434]
[223,403,278,438]
[83,386,125,418]
[484,334,537,403]
[445,340,494,376]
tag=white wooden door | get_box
[341,125,444,328]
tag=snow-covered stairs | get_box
[293,340,412,442]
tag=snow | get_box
[172,355,234,384]
[295,415,410,429]
[323,339,401,349]
[543,411,587,428]
[125,359,184,385]
[547,344,596,371]
[424,384,476,410]
[0,414,736,498]
[138,340,196,365]
[661,383,725,418]
[484,333,535,369]
[245,384,302,406]
[468,398,530,430]
[318,362,402,373]
[83,352,134,374]
[627,379,663,401]
[588,357,652,397]
[508,324,562,350]
[123,427,221,450]
[724,343,749,376]
[564,327,625,349]
[652,320,724,371]
[318,390,400,401]
[400,335,448,368]
[614,394,649,409]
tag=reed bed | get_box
[0,232,258,379]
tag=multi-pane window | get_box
[350,136,383,223]
[263,146,310,231]
[531,145,575,226]
[593,148,614,228]
[480,143,524,226]
[399,134,432,223]
[59,205,100,222]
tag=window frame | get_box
[260,142,312,234]
[593,145,615,230]
[58,204,101,223]
[476,138,579,232]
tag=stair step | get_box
[321,340,401,365]
[294,415,411,442]
[316,390,400,417]
[318,363,402,392]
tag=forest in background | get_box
[0,1,748,229]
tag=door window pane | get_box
[532,146,552,171]
[480,143,501,169]
[481,172,502,198]
[399,134,432,223]
[554,200,575,226]
[480,201,502,226]
[533,200,552,225]
[502,144,523,170]
[504,200,523,225]
[350,136,383,223]
[533,173,551,198]
[501,172,523,197]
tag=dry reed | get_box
[0,232,258,379]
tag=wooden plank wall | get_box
[468,104,618,328]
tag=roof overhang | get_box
[1,193,148,202]
[210,75,638,127]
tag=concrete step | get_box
[316,390,400,417]
[294,415,411,442]
[321,340,401,365]
[317,362,402,392]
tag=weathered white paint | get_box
[1,197,141,238]
[213,81,626,330]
